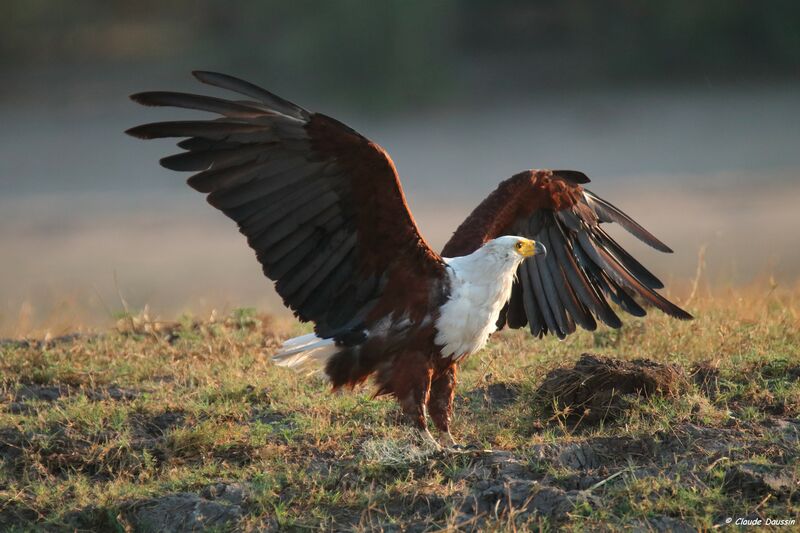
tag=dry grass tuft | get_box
[361,434,438,468]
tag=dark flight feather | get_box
[177,137,241,151]
[525,259,561,338]
[192,71,308,120]
[518,260,545,337]
[126,121,268,140]
[130,91,267,118]
[280,233,356,298]
[203,159,321,206]
[506,282,528,329]
[583,190,673,253]
[160,143,269,172]
[593,226,664,289]
[545,224,596,330]
[540,228,587,331]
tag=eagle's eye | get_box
[515,242,523,250]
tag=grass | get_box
[1,284,799,531]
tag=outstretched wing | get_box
[127,71,446,338]
[442,170,691,339]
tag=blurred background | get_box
[2,1,799,336]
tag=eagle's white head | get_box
[442,235,547,279]
[476,235,547,263]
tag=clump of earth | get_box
[535,353,686,423]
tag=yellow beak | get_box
[518,239,547,258]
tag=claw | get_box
[418,427,443,451]
[442,434,493,454]
[438,430,459,448]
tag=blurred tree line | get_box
[2,0,798,110]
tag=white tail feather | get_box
[280,332,319,349]
[272,333,338,370]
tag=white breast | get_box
[434,248,521,360]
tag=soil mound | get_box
[536,353,686,423]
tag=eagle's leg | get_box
[385,353,438,448]
[428,363,458,447]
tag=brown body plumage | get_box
[127,72,691,446]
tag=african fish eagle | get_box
[127,72,692,448]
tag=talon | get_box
[438,430,459,448]
[418,428,443,451]
[443,439,492,454]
